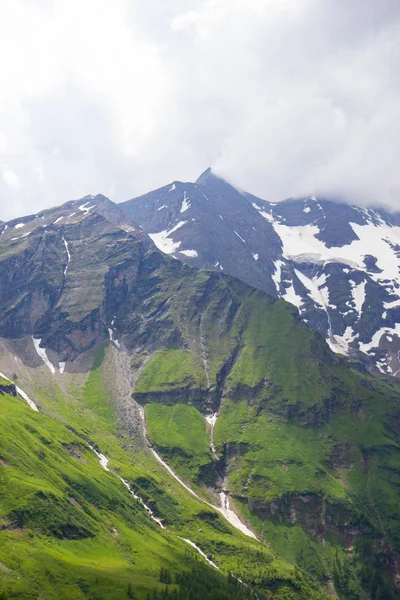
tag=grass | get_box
[0,375,12,387]
[136,349,206,394]
[145,403,214,480]
[0,345,331,600]
[135,280,400,598]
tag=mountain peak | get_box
[195,167,215,185]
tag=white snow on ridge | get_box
[149,221,186,255]
[252,203,274,223]
[271,220,400,284]
[384,298,400,310]
[78,202,95,214]
[11,232,30,241]
[219,492,257,539]
[351,280,366,318]
[0,371,39,411]
[330,326,357,355]
[283,283,303,309]
[206,412,218,457]
[180,538,219,569]
[16,385,39,411]
[14,222,25,229]
[180,249,198,257]
[168,183,176,193]
[180,191,190,213]
[234,230,246,243]
[32,337,56,374]
[62,237,71,275]
[294,270,342,351]
[359,323,400,354]
[272,260,284,292]
[108,328,121,348]
[295,270,327,309]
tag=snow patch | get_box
[0,371,39,411]
[59,362,66,374]
[149,221,186,255]
[78,202,95,214]
[11,232,30,240]
[252,203,274,223]
[180,538,219,569]
[295,270,327,309]
[272,260,284,292]
[180,249,198,257]
[62,237,71,275]
[303,207,311,213]
[330,326,357,354]
[273,220,400,286]
[157,204,167,211]
[384,298,400,310]
[168,183,176,193]
[282,283,303,309]
[359,324,400,353]
[32,337,55,374]
[233,230,246,243]
[180,191,190,213]
[16,385,39,411]
[90,445,109,471]
[351,280,366,319]
[219,492,257,539]
[14,222,25,229]
[205,413,218,457]
[252,253,259,261]
[108,328,121,349]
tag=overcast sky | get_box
[0,0,399,220]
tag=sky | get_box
[0,0,400,221]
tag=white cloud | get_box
[2,166,20,188]
[0,0,399,220]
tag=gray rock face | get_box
[0,195,150,360]
[120,170,400,377]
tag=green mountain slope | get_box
[0,349,330,600]
[0,197,399,598]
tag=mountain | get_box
[120,169,400,378]
[1,195,400,599]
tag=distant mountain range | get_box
[120,168,400,378]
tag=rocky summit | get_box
[121,169,400,378]
[0,188,400,600]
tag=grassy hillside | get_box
[135,280,400,600]
[0,346,330,600]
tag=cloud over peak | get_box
[0,0,399,220]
